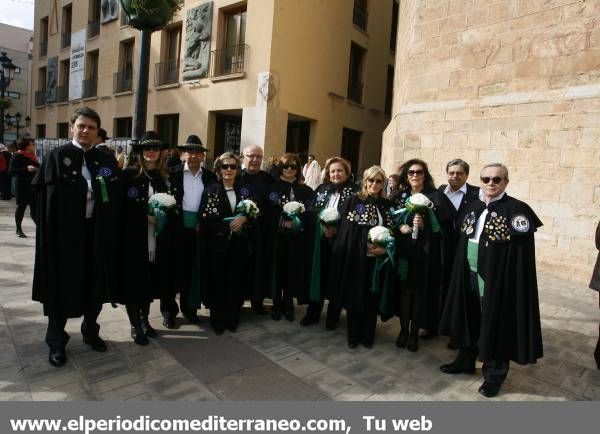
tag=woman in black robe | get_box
[301,157,357,330]
[390,159,443,352]
[199,152,258,334]
[9,138,39,237]
[264,153,314,322]
[327,166,393,349]
[117,132,177,345]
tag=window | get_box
[35,67,47,106]
[39,16,49,57]
[347,43,366,104]
[156,114,179,147]
[83,50,99,98]
[61,4,72,48]
[6,91,20,99]
[36,124,46,139]
[385,65,394,116]
[115,39,134,92]
[120,9,130,26]
[341,128,362,178]
[58,59,70,102]
[353,0,368,31]
[114,117,133,138]
[14,67,21,74]
[211,4,247,77]
[156,24,181,85]
[390,0,398,51]
[57,122,69,139]
[88,0,100,39]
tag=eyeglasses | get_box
[480,176,504,185]
[407,170,424,177]
[244,154,262,160]
[366,178,384,185]
[281,164,298,170]
[221,164,237,170]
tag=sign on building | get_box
[69,29,86,100]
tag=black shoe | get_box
[407,329,419,352]
[162,315,176,329]
[83,335,107,352]
[183,313,201,324]
[140,317,158,338]
[478,381,502,398]
[16,230,27,238]
[300,315,318,327]
[348,342,359,349]
[420,330,437,340]
[48,348,66,367]
[439,362,475,375]
[284,311,295,322]
[130,325,149,346]
[396,330,409,348]
[271,309,282,321]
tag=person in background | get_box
[267,155,280,179]
[590,221,600,369]
[167,148,183,168]
[386,174,400,197]
[0,144,13,200]
[94,128,116,160]
[302,154,322,190]
[116,146,126,169]
[9,138,39,238]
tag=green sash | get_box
[183,210,198,229]
[467,240,485,298]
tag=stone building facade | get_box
[382,0,600,283]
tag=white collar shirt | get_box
[444,183,468,211]
[182,162,204,212]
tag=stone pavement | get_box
[0,199,598,401]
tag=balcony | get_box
[87,20,100,39]
[56,85,68,103]
[154,59,180,86]
[209,44,248,78]
[353,5,368,31]
[61,32,71,49]
[347,81,363,104]
[39,40,47,57]
[35,90,46,106]
[113,70,133,93]
[82,78,97,98]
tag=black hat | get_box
[134,131,168,150]
[179,134,209,151]
[98,128,109,141]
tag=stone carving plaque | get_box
[182,2,213,80]
[46,56,58,103]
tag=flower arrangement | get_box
[283,201,305,216]
[148,192,177,235]
[280,201,305,233]
[235,199,260,219]
[368,226,395,248]
[391,192,440,239]
[319,208,341,228]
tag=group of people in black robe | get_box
[31,106,551,399]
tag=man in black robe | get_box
[240,144,274,314]
[32,107,121,367]
[433,159,479,343]
[439,163,543,398]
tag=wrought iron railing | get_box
[113,70,133,93]
[154,59,180,86]
[209,44,248,78]
[353,5,368,31]
[56,85,68,103]
[82,78,97,98]
[61,32,71,49]
[87,20,100,38]
[35,90,46,106]
[347,81,363,104]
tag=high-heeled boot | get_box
[126,305,149,346]
[140,303,157,338]
[396,319,409,348]
[407,321,419,352]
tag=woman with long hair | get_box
[390,158,443,352]
[117,131,177,345]
[9,138,39,237]
[301,157,357,330]
[328,166,393,349]
[199,152,258,334]
[265,153,314,321]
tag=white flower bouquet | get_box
[368,226,395,249]
[148,192,177,235]
[391,192,438,239]
[235,199,260,219]
[281,201,305,233]
[319,207,341,228]
[283,201,305,216]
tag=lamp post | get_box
[120,1,182,141]
[0,51,17,143]
[5,112,31,140]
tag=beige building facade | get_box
[382,0,600,283]
[31,0,397,174]
[0,23,34,143]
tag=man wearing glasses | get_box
[241,145,274,315]
[439,163,544,398]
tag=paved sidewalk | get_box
[0,199,598,401]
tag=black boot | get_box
[126,305,149,346]
[407,321,419,352]
[396,319,409,348]
[140,303,157,338]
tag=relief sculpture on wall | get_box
[182,2,213,80]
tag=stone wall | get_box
[382,0,600,283]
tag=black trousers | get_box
[45,304,102,350]
[346,290,379,346]
[305,301,342,326]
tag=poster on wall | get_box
[46,56,58,103]
[182,2,213,80]
[101,0,119,24]
[69,29,86,100]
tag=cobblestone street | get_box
[0,199,598,401]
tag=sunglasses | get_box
[282,164,298,170]
[144,146,162,152]
[366,178,384,185]
[221,164,237,170]
[407,169,424,177]
[481,176,504,185]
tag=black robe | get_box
[198,181,257,310]
[439,194,544,364]
[327,195,393,314]
[0,150,13,199]
[390,188,443,330]
[9,152,40,206]
[305,181,357,303]
[32,144,121,318]
[264,179,314,302]
[115,167,178,304]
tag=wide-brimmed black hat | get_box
[179,134,209,152]
[134,131,168,150]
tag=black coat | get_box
[327,195,393,314]
[198,181,257,308]
[264,179,314,301]
[439,194,544,364]
[32,144,121,318]
[115,167,178,304]
[305,181,357,303]
[590,221,600,291]
[9,152,40,205]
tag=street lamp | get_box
[120,1,182,141]
[0,51,17,143]
[5,111,31,140]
